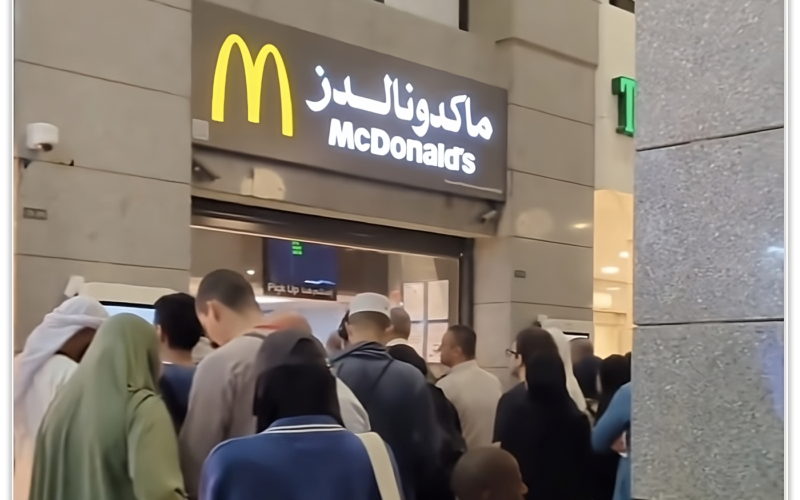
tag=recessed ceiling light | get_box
[601,266,620,275]
[246,269,256,275]
[573,223,590,229]
[619,251,630,259]
[606,286,621,291]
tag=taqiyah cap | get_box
[348,293,391,318]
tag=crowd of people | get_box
[13,268,633,500]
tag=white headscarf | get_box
[545,327,588,412]
[14,296,109,405]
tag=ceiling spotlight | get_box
[601,266,620,275]
[246,269,256,276]
[619,251,631,259]
[573,223,590,229]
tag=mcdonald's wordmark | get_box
[192,0,508,201]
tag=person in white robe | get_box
[545,327,589,413]
[13,295,109,500]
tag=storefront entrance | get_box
[191,198,473,363]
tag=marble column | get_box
[633,0,784,498]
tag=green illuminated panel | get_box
[291,241,303,256]
[612,76,636,137]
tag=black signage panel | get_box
[192,0,508,201]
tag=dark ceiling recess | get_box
[611,0,635,13]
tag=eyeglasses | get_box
[505,348,519,358]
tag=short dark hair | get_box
[154,293,203,351]
[348,311,391,331]
[515,327,558,365]
[195,269,259,313]
[448,324,477,359]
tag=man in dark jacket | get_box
[331,293,440,500]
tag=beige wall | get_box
[595,0,635,194]
[470,0,597,384]
[14,0,192,349]
[384,0,460,28]
[14,0,598,363]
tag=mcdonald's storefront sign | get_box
[192,0,508,201]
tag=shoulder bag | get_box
[356,432,402,500]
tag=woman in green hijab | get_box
[30,313,187,500]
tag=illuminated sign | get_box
[291,241,303,256]
[306,66,491,174]
[192,0,508,201]
[612,76,636,137]
[265,282,336,301]
[211,34,293,136]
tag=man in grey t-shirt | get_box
[179,270,369,498]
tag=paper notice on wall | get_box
[408,322,425,357]
[403,282,425,322]
[427,280,450,321]
[426,322,449,363]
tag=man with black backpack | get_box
[383,307,465,500]
[331,293,441,500]
[387,343,466,500]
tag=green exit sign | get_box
[612,76,636,137]
[291,241,304,256]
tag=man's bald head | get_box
[262,310,312,335]
[452,447,526,500]
[388,307,411,341]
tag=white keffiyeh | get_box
[14,296,109,405]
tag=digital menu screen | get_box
[263,239,338,301]
[101,302,156,324]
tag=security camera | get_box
[192,159,219,183]
[479,209,499,224]
[26,123,59,152]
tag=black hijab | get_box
[253,329,342,432]
[596,354,631,419]
[495,352,592,500]
[526,353,583,413]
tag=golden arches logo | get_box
[211,34,294,137]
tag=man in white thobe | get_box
[13,295,108,500]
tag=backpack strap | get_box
[356,432,402,500]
